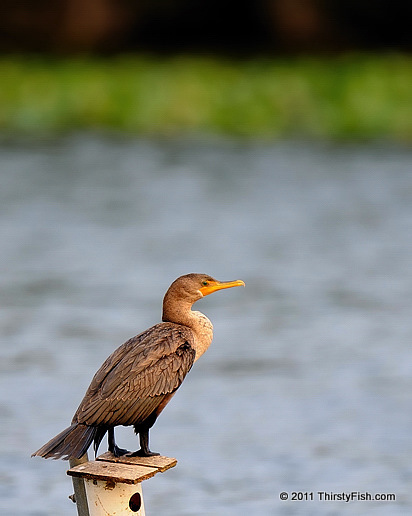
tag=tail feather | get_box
[32,423,97,460]
[93,426,108,457]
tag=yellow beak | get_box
[199,279,245,297]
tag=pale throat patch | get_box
[191,310,214,361]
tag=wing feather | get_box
[72,322,195,427]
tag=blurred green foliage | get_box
[1,54,412,140]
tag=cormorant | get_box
[32,273,244,460]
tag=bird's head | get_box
[163,273,245,308]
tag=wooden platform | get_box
[67,452,177,485]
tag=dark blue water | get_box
[1,136,411,515]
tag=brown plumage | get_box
[32,273,244,460]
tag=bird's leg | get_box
[108,427,129,457]
[127,428,160,457]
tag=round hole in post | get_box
[129,491,142,512]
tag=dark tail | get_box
[32,423,98,460]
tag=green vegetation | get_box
[1,54,412,140]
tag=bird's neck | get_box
[162,301,213,361]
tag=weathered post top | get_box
[68,452,177,484]
[67,453,177,515]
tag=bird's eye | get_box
[202,281,208,286]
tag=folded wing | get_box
[72,322,196,427]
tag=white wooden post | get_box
[67,453,177,516]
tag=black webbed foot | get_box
[107,427,129,457]
[111,445,130,457]
[130,427,160,457]
[127,449,160,458]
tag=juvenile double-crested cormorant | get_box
[32,273,244,460]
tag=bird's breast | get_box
[191,311,214,361]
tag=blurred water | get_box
[0,136,411,515]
